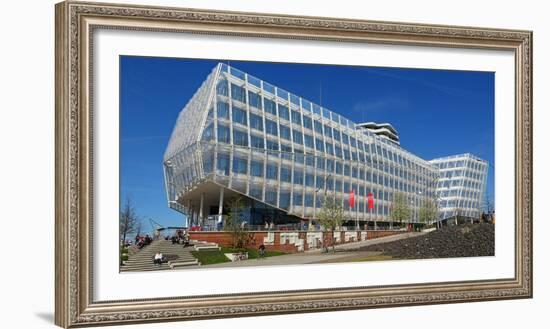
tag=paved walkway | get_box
[327,231,428,251]
[181,231,427,269]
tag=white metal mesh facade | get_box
[164,63,453,224]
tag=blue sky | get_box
[120,56,494,229]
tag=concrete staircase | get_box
[121,239,200,272]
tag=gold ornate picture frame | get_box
[55,1,532,327]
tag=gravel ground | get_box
[357,223,495,259]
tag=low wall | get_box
[189,230,404,253]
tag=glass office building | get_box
[429,154,489,221]
[163,63,484,228]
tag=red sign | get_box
[367,192,374,209]
[349,189,355,208]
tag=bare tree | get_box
[318,193,344,253]
[119,197,141,246]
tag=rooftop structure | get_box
[356,122,400,144]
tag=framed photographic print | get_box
[55,1,532,327]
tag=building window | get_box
[216,102,229,119]
[251,160,264,177]
[303,116,313,130]
[279,191,291,209]
[293,130,303,145]
[232,157,247,175]
[263,82,275,94]
[344,182,350,193]
[312,104,322,115]
[265,98,277,115]
[251,135,264,149]
[315,138,325,152]
[248,91,262,109]
[343,147,351,160]
[335,145,342,158]
[230,67,246,80]
[342,133,349,145]
[302,99,312,111]
[291,110,302,125]
[334,179,342,192]
[304,194,314,207]
[231,83,246,103]
[316,158,325,170]
[266,140,279,151]
[248,75,261,88]
[335,162,343,175]
[344,165,350,176]
[314,120,323,135]
[280,125,291,141]
[324,124,332,138]
[326,178,334,191]
[217,124,230,143]
[316,176,324,189]
[290,94,300,106]
[233,129,248,147]
[323,108,331,120]
[333,128,341,142]
[201,123,213,142]
[265,119,278,136]
[250,186,263,200]
[305,173,314,187]
[216,153,230,175]
[280,167,292,182]
[306,155,315,167]
[249,113,263,131]
[232,106,247,126]
[266,164,278,180]
[277,88,289,100]
[279,104,290,121]
[293,192,303,206]
[265,190,278,205]
[304,134,314,149]
[293,168,304,185]
[281,144,292,154]
[216,79,228,96]
[325,143,334,155]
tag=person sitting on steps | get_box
[153,251,163,267]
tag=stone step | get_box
[122,239,200,272]
[120,264,171,272]
[125,259,197,266]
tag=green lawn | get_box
[192,247,286,265]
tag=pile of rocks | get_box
[359,223,495,259]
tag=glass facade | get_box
[429,154,489,220]
[164,63,487,226]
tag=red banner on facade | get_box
[367,192,374,209]
[349,189,355,208]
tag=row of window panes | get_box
[215,117,433,178]
[216,80,435,175]
[215,153,432,197]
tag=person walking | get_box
[258,244,266,259]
